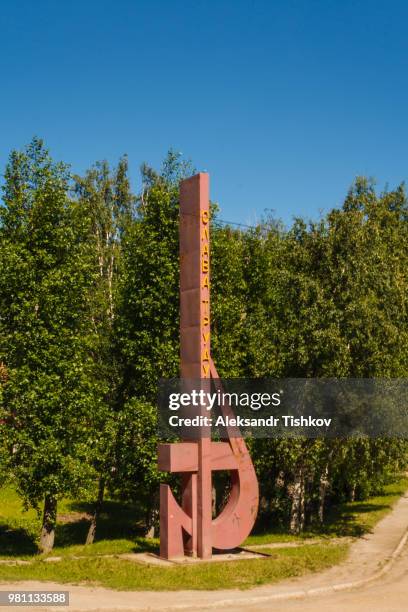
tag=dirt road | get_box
[242,545,408,611]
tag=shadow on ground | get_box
[0,522,38,556]
[56,500,159,553]
[321,503,390,537]
[0,498,160,556]
[0,490,398,557]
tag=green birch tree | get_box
[0,139,98,552]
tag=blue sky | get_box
[1,0,408,226]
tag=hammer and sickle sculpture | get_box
[158,173,259,559]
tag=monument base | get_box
[121,548,270,567]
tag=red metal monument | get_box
[158,173,259,559]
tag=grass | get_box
[321,476,408,537]
[0,487,149,559]
[0,543,348,591]
[244,531,314,546]
[0,476,405,590]
[244,476,408,545]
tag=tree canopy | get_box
[0,139,407,547]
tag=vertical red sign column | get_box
[179,173,212,559]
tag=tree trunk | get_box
[85,477,105,545]
[145,509,159,539]
[289,467,304,534]
[318,464,329,524]
[212,484,217,517]
[39,495,57,554]
[145,490,159,539]
[299,478,305,531]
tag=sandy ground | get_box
[1,492,408,611]
[242,547,408,612]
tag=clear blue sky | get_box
[1,0,408,226]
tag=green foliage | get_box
[118,175,180,401]
[72,157,136,494]
[0,139,98,512]
[110,398,160,506]
[0,140,407,545]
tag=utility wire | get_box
[180,210,258,229]
[213,218,257,229]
